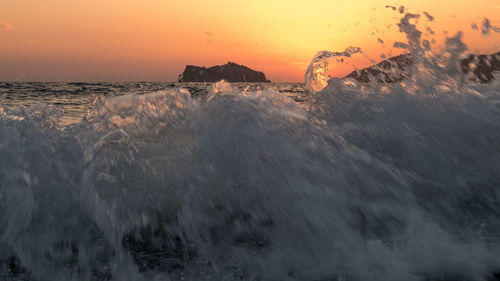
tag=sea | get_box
[1,13,500,281]
[0,82,308,125]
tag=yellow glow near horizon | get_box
[0,0,499,82]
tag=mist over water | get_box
[1,11,500,281]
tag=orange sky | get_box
[0,0,499,82]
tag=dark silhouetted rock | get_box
[460,52,500,83]
[178,62,270,83]
[345,52,500,83]
[345,54,414,83]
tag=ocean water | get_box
[1,12,500,281]
[0,82,307,125]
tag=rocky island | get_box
[459,51,500,83]
[345,51,500,83]
[178,62,270,83]
[344,54,413,83]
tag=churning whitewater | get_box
[1,12,500,281]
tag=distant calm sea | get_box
[0,82,307,124]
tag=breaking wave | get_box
[1,11,500,281]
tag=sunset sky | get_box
[1,0,499,82]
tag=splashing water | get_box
[304,47,362,92]
[1,12,500,281]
